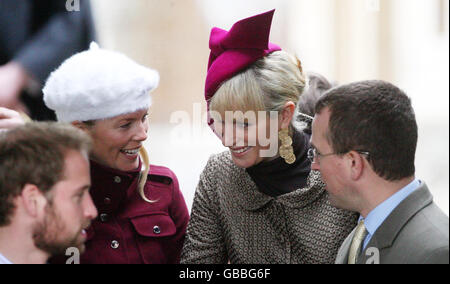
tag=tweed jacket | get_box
[181,151,358,264]
[335,183,449,264]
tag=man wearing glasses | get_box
[309,80,449,264]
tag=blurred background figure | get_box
[0,0,95,120]
[297,73,337,118]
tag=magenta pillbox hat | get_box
[205,9,282,125]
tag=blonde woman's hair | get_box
[209,51,306,126]
[138,146,158,204]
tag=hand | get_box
[0,107,25,131]
[0,62,29,109]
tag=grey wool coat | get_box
[181,151,358,264]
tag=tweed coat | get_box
[181,151,359,264]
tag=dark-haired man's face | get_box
[310,108,356,210]
[33,150,97,255]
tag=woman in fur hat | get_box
[180,10,358,264]
[43,43,189,264]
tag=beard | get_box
[32,203,87,256]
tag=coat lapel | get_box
[357,237,380,264]
[278,170,326,209]
[335,228,355,264]
[358,183,433,264]
[228,157,274,211]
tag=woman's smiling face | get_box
[84,109,149,171]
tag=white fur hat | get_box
[43,42,159,122]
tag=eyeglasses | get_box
[307,148,370,164]
[307,148,337,163]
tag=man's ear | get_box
[20,184,47,218]
[279,101,296,130]
[347,151,365,181]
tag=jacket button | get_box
[114,176,121,183]
[104,197,111,205]
[100,213,109,222]
[111,240,119,249]
[153,226,161,234]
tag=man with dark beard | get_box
[0,122,97,264]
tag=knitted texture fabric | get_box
[181,151,358,264]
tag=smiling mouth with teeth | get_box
[230,147,251,154]
[121,148,140,155]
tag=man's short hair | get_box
[315,80,418,181]
[0,122,92,226]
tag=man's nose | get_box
[84,193,98,220]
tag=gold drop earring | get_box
[279,128,296,164]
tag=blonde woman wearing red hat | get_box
[181,10,358,264]
[43,43,189,264]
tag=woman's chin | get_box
[114,151,140,171]
[230,152,259,169]
[116,158,140,172]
